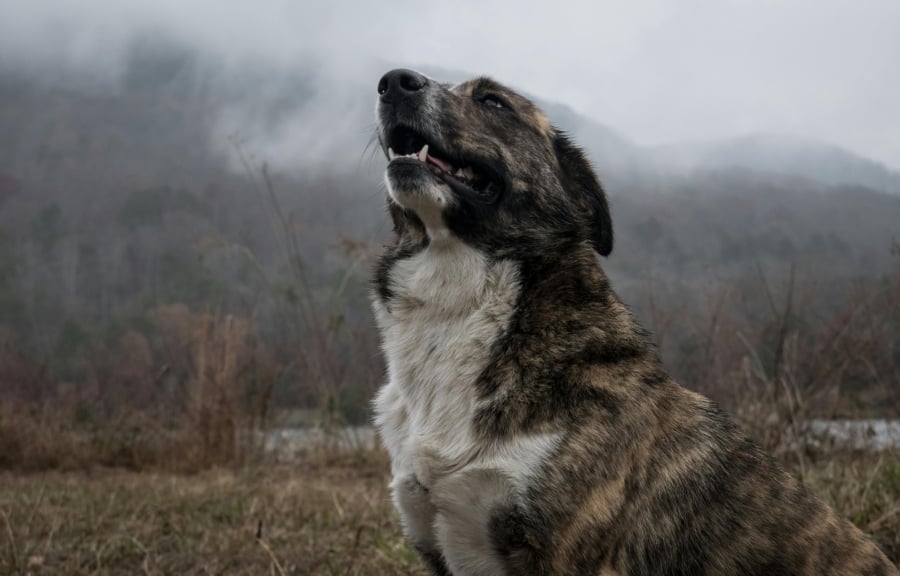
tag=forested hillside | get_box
[1,40,898,435]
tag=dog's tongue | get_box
[426,154,453,173]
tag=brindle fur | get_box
[372,69,898,575]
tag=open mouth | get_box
[384,127,502,201]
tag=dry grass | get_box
[803,452,900,561]
[0,449,897,575]
[0,404,172,472]
[0,308,276,474]
[0,450,425,576]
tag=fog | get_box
[1,0,899,518]
[2,0,899,169]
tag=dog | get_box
[370,68,897,576]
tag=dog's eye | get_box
[479,94,507,110]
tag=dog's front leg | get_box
[431,468,540,576]
[393,473,452,575]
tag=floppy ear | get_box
[553,132,613,256]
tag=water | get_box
[261,426,378,460]
[804,419,900,452]
[261,420,900,461]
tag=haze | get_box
[1,5,900,567]
[1,0,899,169]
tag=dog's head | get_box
[376,68,612,258]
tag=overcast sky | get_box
[2,0,899,169]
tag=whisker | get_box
[359,133,382,168]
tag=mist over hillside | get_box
[1,4,899,569]
[1,39,898,421]
[650,134,900,194]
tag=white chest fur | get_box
[373,240,560,575]
[373,240,521,472]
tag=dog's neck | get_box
[515,242,629,323]
[375,237,516,319]
[378,234,626,313]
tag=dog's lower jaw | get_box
[385,171,454,240]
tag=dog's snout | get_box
[378,69,428,102]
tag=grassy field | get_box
[0,450,897,575]
[0,451,424,576]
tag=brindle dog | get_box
[371,68,897,576]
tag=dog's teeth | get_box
[388,147,397,160]
[418,144,428,162]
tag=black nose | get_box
[378,69,427,101]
